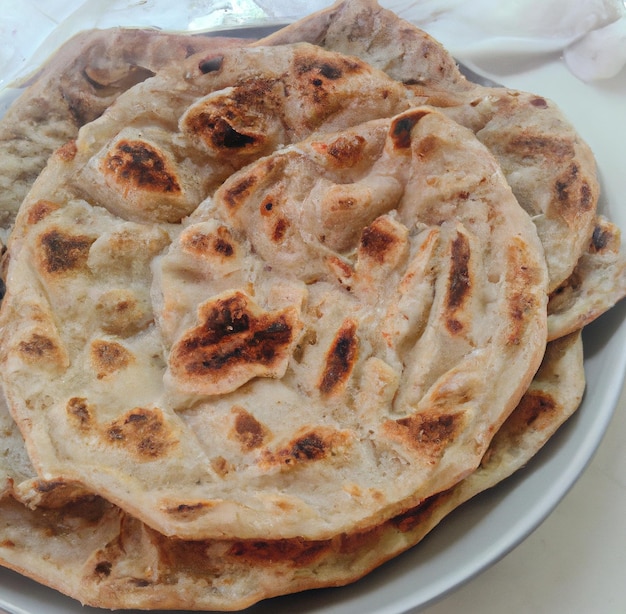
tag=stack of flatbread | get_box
[0,0,624,610]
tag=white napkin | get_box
[1,0,625,88]
[385,0,626,81]
[564,14,626,81]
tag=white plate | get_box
[1,3,625,613]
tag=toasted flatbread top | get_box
[0,73,548,539]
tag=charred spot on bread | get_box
[223,175,258,211]
[90,339,134,379]
[26,200,61,225]
[446,232,471,310]
[227,538,331,566]
[230,406,271,450]
[66,397,94,430]
[181,225,236,260]
[105,407,178,461]
[169,292,302,395]
[359,217,404,265]
[198,55,224,74]
[102,139,181,194]
[318,319,358,395]
[384,411,465,460]
[38,228,94,275]
[390,109,430,149]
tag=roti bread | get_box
[0,0,621,607]
[0,98,548,540]
[548,216,626,340]
[258,0,601,292]
[0,331,583,610]
[1,6,621,328]
[0,27,246,239]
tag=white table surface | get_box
[419,380,626,614]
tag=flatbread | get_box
[257,0,601,292]
[0,96,548,540]
[2,6,620,328]
[0,1,616,608]
[255,0,472,93]
[548,216,626,340]
[0,331,584,610]
[448,91,600,293]
[0,27,246,238]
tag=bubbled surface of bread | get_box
[0,88,548,539]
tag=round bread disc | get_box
[1,96,548,540]
[0,331,582,610]
[258,0,601,292]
